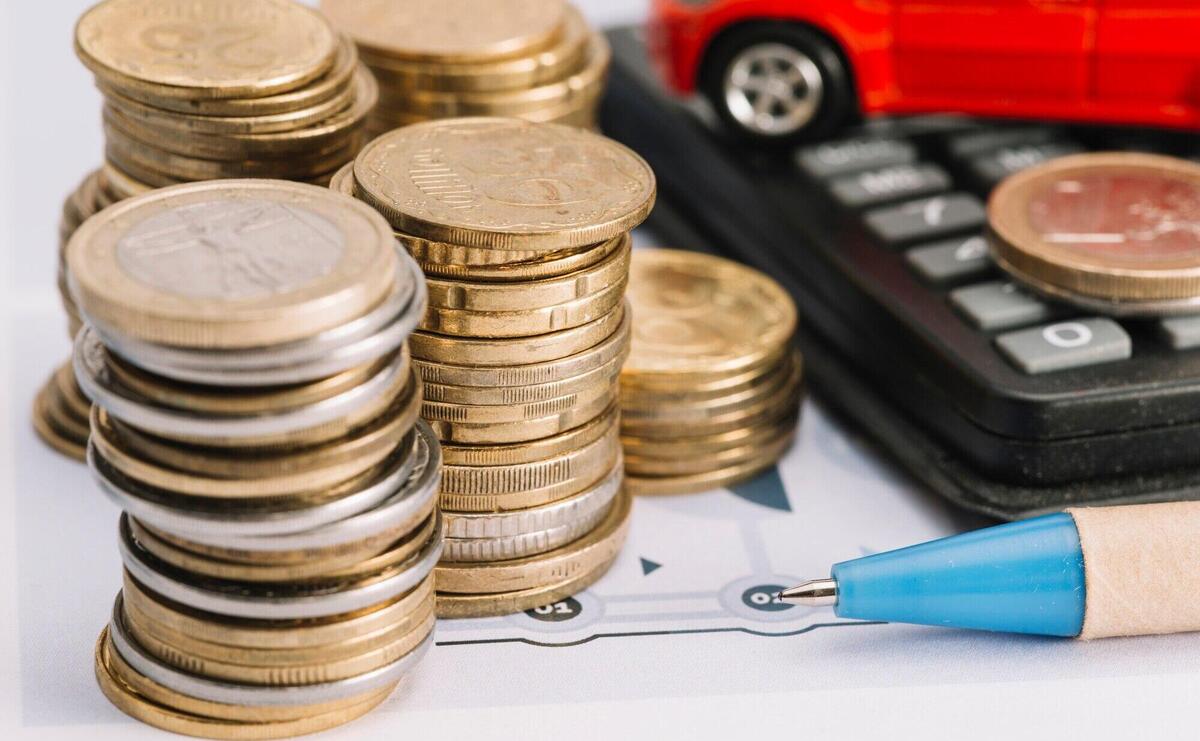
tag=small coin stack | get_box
[337,117,655,617]
[620,249,803,496]
[67,180,439,738]
[37,0,379,462]
[988,152,1200,316]
[35,168,152,460]
[320,0,607,135]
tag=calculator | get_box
[601,27,1200,519]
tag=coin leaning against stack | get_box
[67,180,439,739]
[320,0,607,135]
[336,117,656,617]
[620,249,803,496]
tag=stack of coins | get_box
[988,152,1200,316]
[619,249,803,496]
[76,0,377,190]
[337,117,655,617]
[320,0,607,135]
[37,0,380,462]
[35,168,152,460]
[67,180,439,737]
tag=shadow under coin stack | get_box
[67,181,438,738]
[340,117,656,617]
[37,0,380,462]
[620,249,804,496]
[320,0,607,135]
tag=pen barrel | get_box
[832,513,1086,636]
[1069,502,1200,640]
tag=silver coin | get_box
[108,593,433,707]
[87,431,420,540]
[75,329,408,441]
[89,246,426,386]
[440,500,614,562]
[168,421,442,552]
[118,513,444,620]
[441,456,622,539]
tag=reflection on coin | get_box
[989,152,1200,314]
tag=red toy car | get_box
[650,0,1200,144]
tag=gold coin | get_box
[624,421,800,477]
[361,6,590,94]
[104,349,397,417]
[440,403,616,464]
[423,372,614,425]
[32,379,87,461]
[428,384,615,445]
[100,161,152,200]
[441,414,620,512]
[91,376,418,498]
[103,131,362,182]
[410,301,626,367]
[421,276,627,338]
[418,236,626,283]
[67,180,396,349]
[423,349,625,407]
[621,347,787,400]
[321,0,566,64]
[54,361,93,415]
[416,305,629,387]
[75,0,339,101]
[625,432,796,496]
[435,488,630,593]
[102,34,360,118]
[123,573,435,650]
[125,599,435,685]
[624,248,797,378]
[353,118,655,251]
[385,33,608,119]
[424,237,629,313]
[96,630,395,735]
[989,152,1200,308]
[98,148,187,189]
[621,406,801,458]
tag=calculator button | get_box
[996,319,1132,374]
[945,126,1063,159]
[950,281,1053,331]
[967,142,1085,188]
[863,194,986,246]
[906,235,992,284]
[827,163,951,209]
[795,138,916,179]
[1158,316,1200,350]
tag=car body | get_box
[650,0,1200,142]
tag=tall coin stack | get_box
[38,0,379,462]
[620,249,804,496]
[68,181,439,738]
[320,0,607,135]
[339,117,656,617]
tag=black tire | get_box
[699,23,854,147]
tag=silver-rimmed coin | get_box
[118,513,443,620]
[75,329,408,441]
[108,594,433,707]
[87,432,419,540]
[440,500,615,562]
[442,456,622,539]
[88,246,426,386]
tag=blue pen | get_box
[779,501,1200,639]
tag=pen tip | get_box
[778,578,838,607]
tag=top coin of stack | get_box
[320,0,607,134]
[340,117,655,617]
[75,0,378,190]
[67,180,439,738]
[619,249,803,496]
[988,152,1200,316]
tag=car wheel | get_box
[701,24,854,146]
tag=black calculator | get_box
[600,27,1200,519]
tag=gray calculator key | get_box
[968,142,1084,187]
[828,163,951,208]
[906,235,992,283]
[996,319,1131,375]
[1158,316,1200,349]
[950,281,1052,331]
[946,126,1062,159]
[863,193,986,246]
[796,138,916,178]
